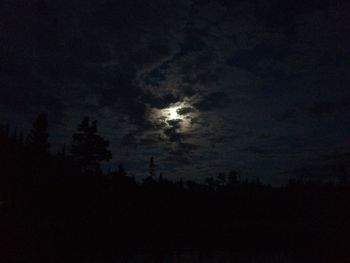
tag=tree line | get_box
[1,113,350,262]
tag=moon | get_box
[167,106,181,120]
[149,100,199,133]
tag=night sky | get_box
[1,0,350,184]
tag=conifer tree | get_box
[26,113,50,156]
[71,117,112,175]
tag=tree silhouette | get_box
[70,117,112,175]
[149,156,156,178]
[23,113,51,179]
[116,163,126,177]
[227,170,238,186]
[0,125,12,179]
[26,113,50,156]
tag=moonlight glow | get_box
[149,100,199,133]
[167,106,181,120]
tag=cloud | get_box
[120,132,138,148]
[274,109,297,122]
[164,119,184,142]
[194,92,231,111]
[208,135,239,144]
[289,152,350,181]
[242,146,266,155]
[176,107,195,115]
[306,97,350,117]
[226,43,291,70]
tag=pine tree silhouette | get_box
[26,113,50,156]
[70,117,112,175]
[149,156,156,178]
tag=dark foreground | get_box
[1,119,350,262]
[1,174,350,262]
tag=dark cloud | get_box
[226,44,291,70]
[142,92,179,109]
[164,120,184,142]
[178,142,199,152]
[194,92,231,111]
[242,146,266,155]
[290,152,350,181]
[160,142,200,170]
[306,97,350,117]
[318,152,350,162]
[208,135,239,144]
[176,107,195,115]
[120,132,138,148]
[274,109,297,122]
[161,155,191,166]
[139,137,159,146]
[166,119,182,129]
